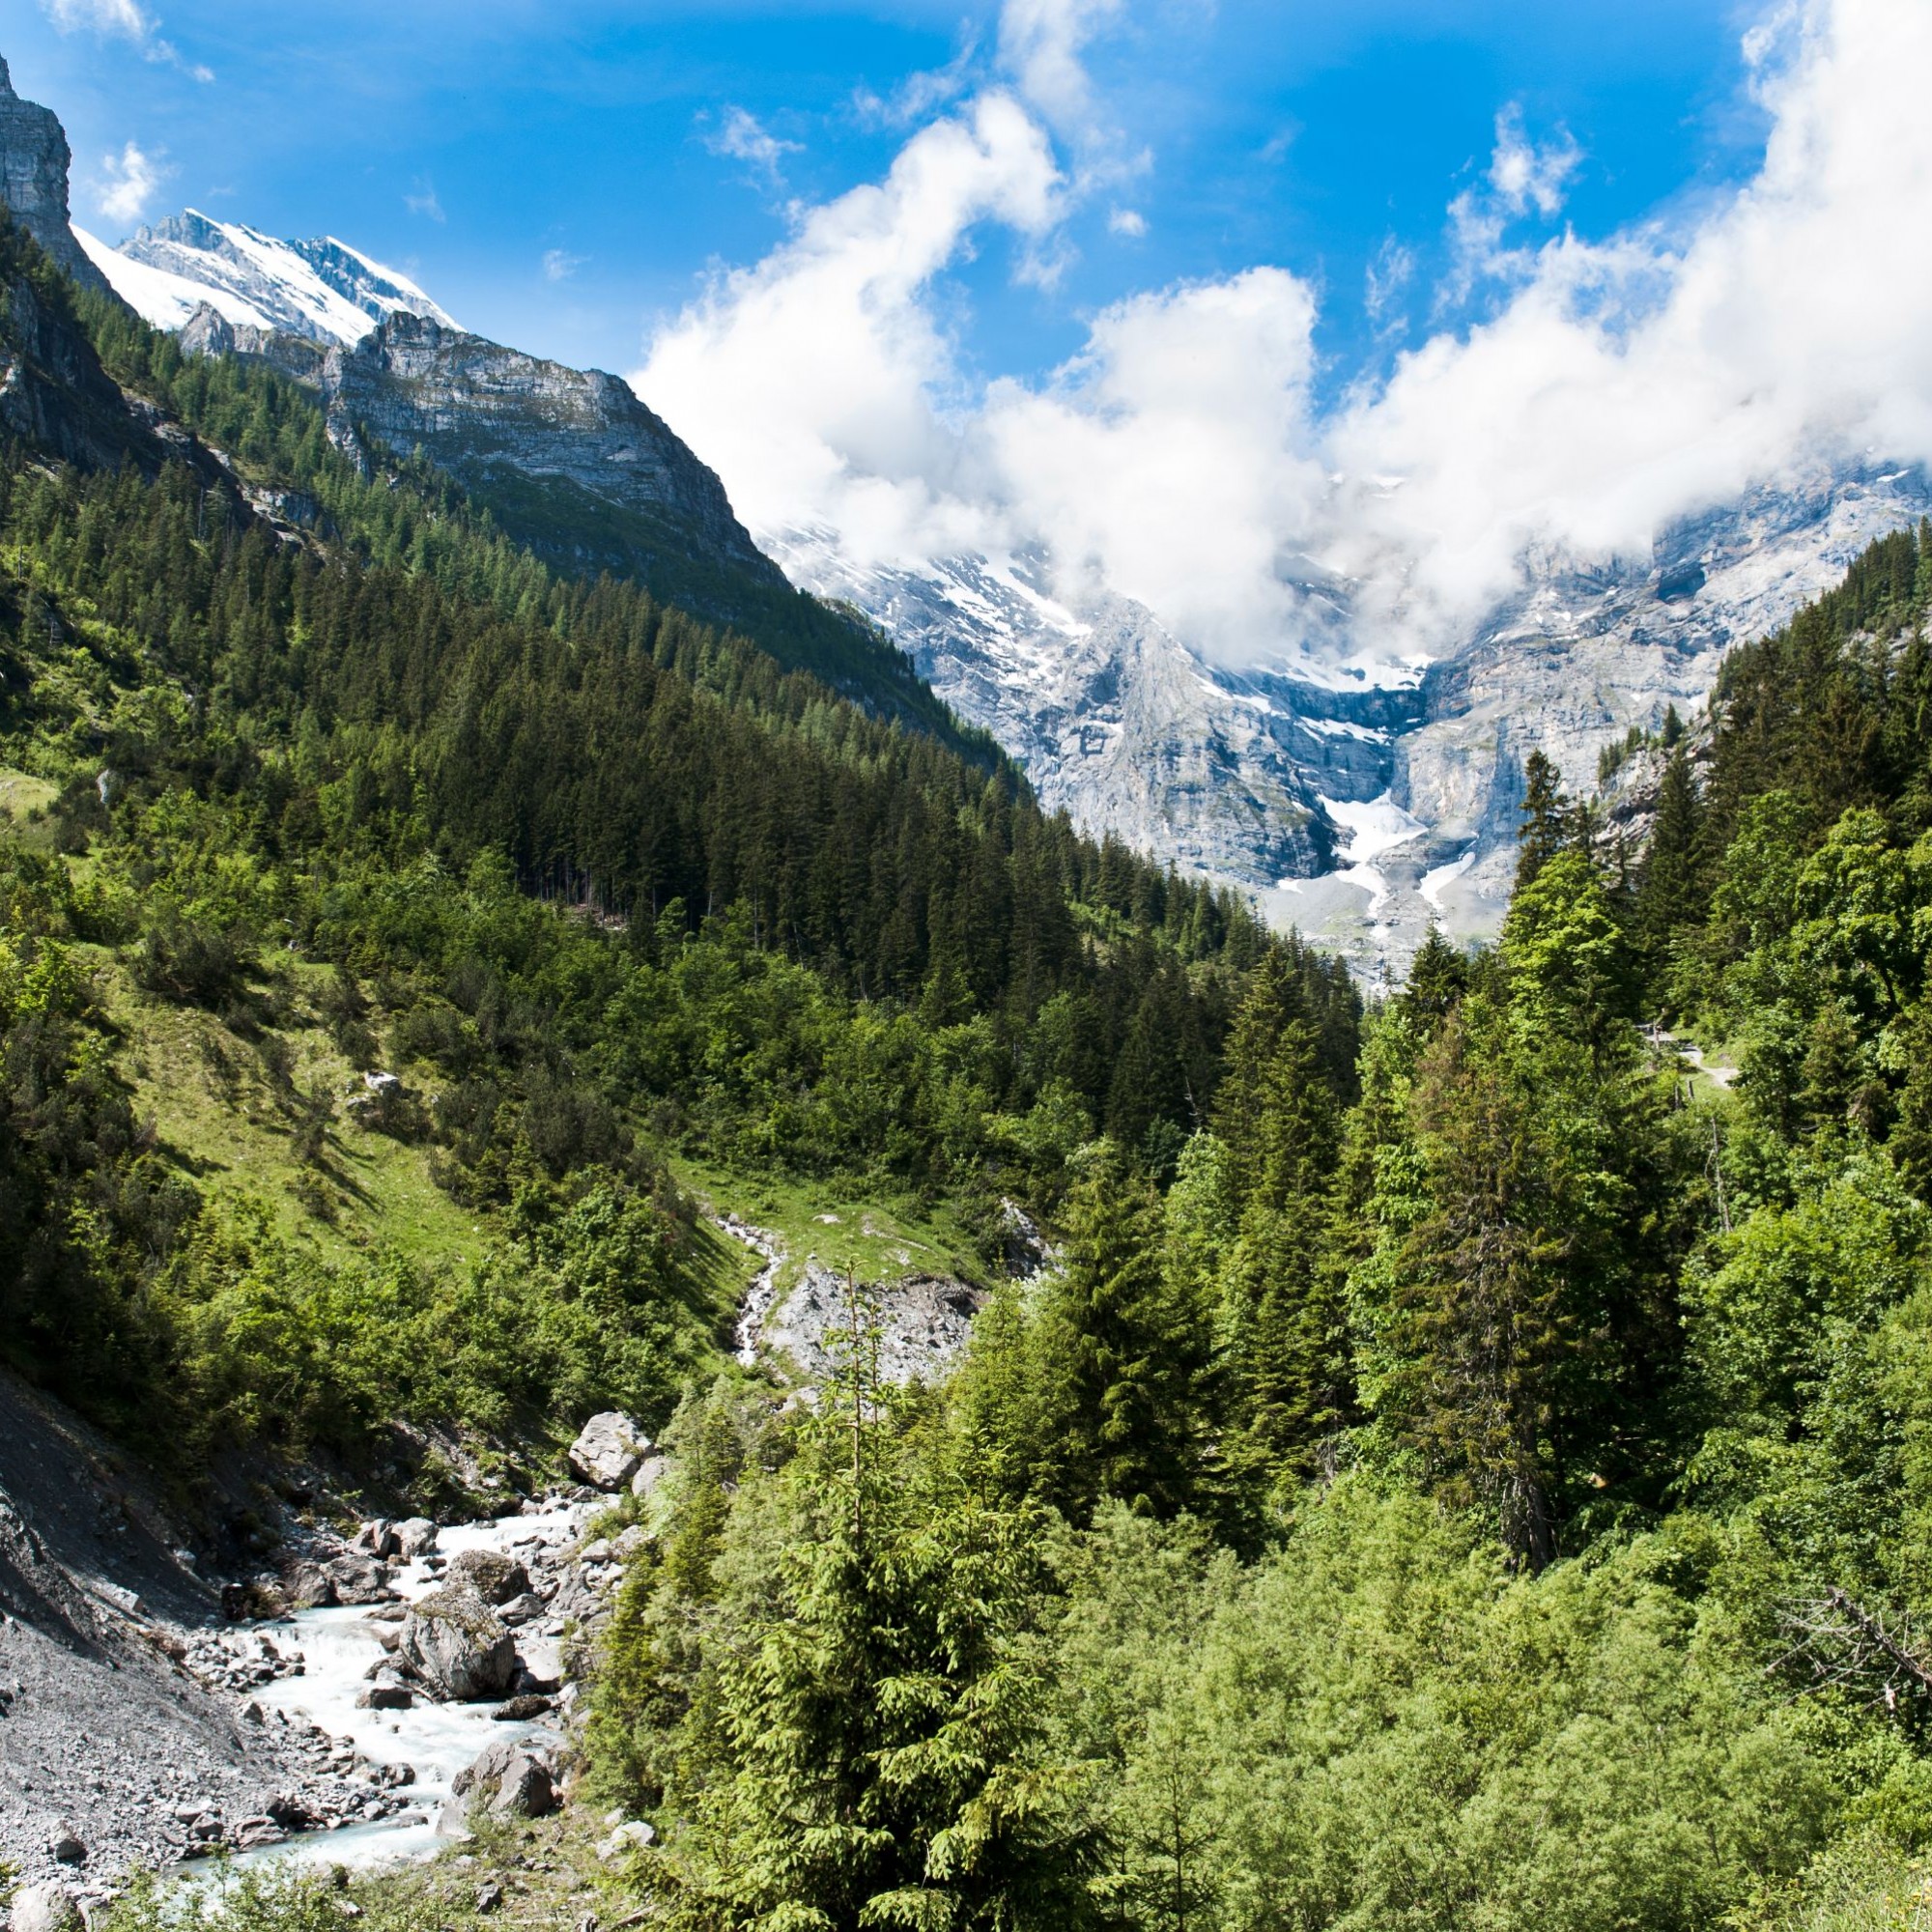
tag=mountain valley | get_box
[9,26,1932,1932]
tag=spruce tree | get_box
[1515,749,1571,893]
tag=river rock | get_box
[396,1584,517,1701]
[444,1548,530,1605]
[394,1517,439,1558]
[10,1886,81,1932]
[568,1412,651,1489]
[354,1519,399,1558]
[491,1692,554,1720]
[327,1548,391,1604]
[490,1752,555,1818]
[282,1562,337,1610]
[452,1737,523,1798]
[631,1453,669,1497]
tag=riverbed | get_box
[230,1499,588,1871]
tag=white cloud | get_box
[94,140,164,225]
[1365,236,1415,328]
[1330,0,1932,651]
[1437,107,1580,310]
[1108,206,1148,238]
[997,0,1123,137]
[637,0,1932,672]
[1488,104,1579,217]
[405,178,444,223]
[543,247,584,283]
[42,0,212,79]
[705,106,803,184]
[977,270,1330,648]
[642,90,1062,566]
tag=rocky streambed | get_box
[0,1400,663,1905]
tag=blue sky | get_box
[17,0,1766,396]
[22,0,1925,677]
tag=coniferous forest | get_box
[14,206,1932,1928]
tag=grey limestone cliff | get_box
[0,56,107,295]
[186,305,785,597]
[767,535,1338,879]
[316,314,783,583]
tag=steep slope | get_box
[789,461,1932,977]
[0,57,105,296]
[161,303,972,737]
[0,212,179,473]
[88,209,456,345]
[314,312,786,589]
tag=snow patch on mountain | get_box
[91,210,457,346]
[73,226,274,331]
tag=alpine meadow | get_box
[6,5,1932,1929]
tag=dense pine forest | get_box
[13,207,1932,1927]
[572,522,1932,1932]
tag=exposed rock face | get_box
[396,1585,518,1701]
[0,1370,321,1886]
[767,534,1346,883]
[760,1264,987,1386]
[300,315,783,584]
[0,268,161,472]
[0,59,107,295]
[784,460,1932,978]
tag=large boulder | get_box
[568,1411,651,1490]
[394,1517,440,1558]
[396,1584,517,1701]
[453,1737,554,1814]
[444,1548,530,1605]
[452,1737,523,1798]
[10,1886,81,1932]
[491,1752,555,1818]
[326,1548,391,1605]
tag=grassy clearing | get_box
[90,951,494,1269]
[0,764,58,838]
[673,1156,986,1294]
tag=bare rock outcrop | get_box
[395,1585,517,1702]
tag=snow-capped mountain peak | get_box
[79,209,457,347]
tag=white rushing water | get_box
[229,1500,588,1872]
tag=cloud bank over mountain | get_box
[637,0,1932,668]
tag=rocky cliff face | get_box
[768,532,1375,880]
[310,314,784,586]
[0,58,107,295]
[0,246,169,475]
[788,461,1932,978]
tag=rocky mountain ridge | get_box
[81,208,456,345]
[779,461,1932,977]
[8,53,1927,977]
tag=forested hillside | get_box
[576,526,1932,1931]
[0,211,1321,1488]
[16,193,1932,1928]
